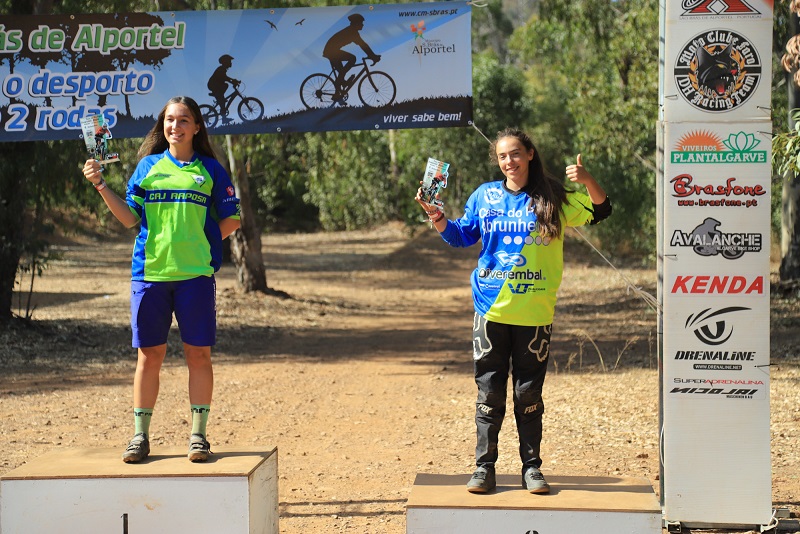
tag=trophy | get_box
[80,114,119,170]
[420,157,449,211]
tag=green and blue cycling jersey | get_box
[440,180,596,326]
[125,150,241,282]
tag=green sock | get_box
[190,405,211,437]
[133,408,153,437]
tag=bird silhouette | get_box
[264,20,277,30]
[295,18,305,26]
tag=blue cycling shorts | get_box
[130,276,216,348]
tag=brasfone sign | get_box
[658,0,773,527]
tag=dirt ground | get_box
[1,222,799,533]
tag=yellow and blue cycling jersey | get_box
[125,150,240,282]
[440,180,595,326]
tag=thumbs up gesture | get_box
[565,154,608,204]
[566,154,588,185]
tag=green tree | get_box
[471,0,515,61]
[0,0,112,322]
[0,0,174,323]
[2,0,623,322]
[391,52,533,224]
[509,0,659,255]
[773,1,800,282]
[304,130,392,230]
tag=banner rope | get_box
[468,120,661,313]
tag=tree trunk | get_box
[0,0,49,323]
[0,143,33,323]
[388,129,399,218]
[781,10,800,282]
[780,171,800,281]
[225,135,269,293]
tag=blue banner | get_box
[0,2,472,142]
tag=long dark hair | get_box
[490,128,568,238]
[137,96,218,161]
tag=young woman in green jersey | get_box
[82,96,241,463]
[416,128,612,494]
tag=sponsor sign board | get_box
[661,22,772,121]
[663,121,771,265]
[660,289,771,512]
[659,114,772,525]
[663,294,770,376]
[668,123,769,165]
[661,287,771,523]
[664,0,774,23]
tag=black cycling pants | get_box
[472,313,551,470]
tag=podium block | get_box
[406,473,661,534]
[0,446,278,534]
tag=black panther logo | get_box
[673,29,761,112]
[695,45,738,96]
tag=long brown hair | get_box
[490,128,568,238]
[137,96,218,161]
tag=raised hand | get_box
[566,154,590,185]
[566,154,607,204]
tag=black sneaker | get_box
[522,466,550,494]
[466,465,496,493]
[122,433,150,463]
[188,433,211,462]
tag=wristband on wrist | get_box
[430,211,445,224]
[94,178,106,192]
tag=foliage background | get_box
[0,0,794,320]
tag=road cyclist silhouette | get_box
[199,80,264,128]
[300,56,396,109]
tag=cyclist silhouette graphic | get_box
[323,14,381,103]
[207,55,241,124]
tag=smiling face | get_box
[163,102,200,160]
[495,136,534,190]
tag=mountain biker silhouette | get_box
[322,14,381,103]
[207,55,241,124]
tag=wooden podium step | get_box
[0,446,278,533]
[406,473,662,534]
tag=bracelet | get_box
[429,212,445,224]
[94,179,106,192]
